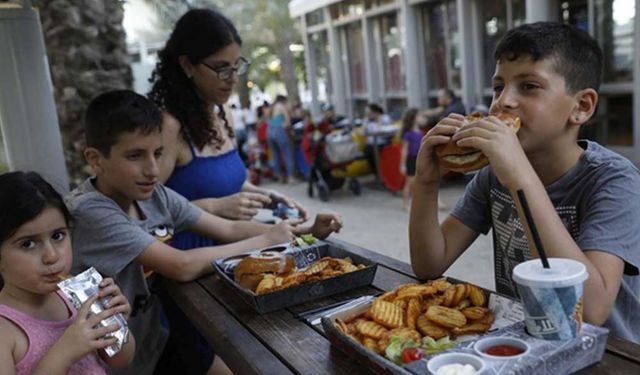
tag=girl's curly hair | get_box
[148,8,241,150]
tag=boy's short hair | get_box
[368,103,384,114]
[494,21,603,93]
[85,90,162,156]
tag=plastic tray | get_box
[212,240,378,314]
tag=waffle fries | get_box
[334,279,493,357]
[252,256,367,295]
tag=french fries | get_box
[253,256,367,295]
[334,279,494,358]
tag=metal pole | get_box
[0,1,69,191]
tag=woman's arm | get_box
[158,112,187,184]
[242,181,308,219]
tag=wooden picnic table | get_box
[163,238,640,375]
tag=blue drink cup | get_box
[512,258,588,340]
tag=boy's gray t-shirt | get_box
[65,178,202,374]
[451,140,640,344]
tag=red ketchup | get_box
[485,344,525,357]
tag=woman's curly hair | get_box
[148,8,241,150]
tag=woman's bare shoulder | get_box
[162,111,182,134]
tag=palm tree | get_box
[34,0,132,186]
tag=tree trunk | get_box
[274,34,299,103]
[36,0,132,187]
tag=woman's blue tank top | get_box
[165,139,246,250]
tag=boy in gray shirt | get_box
[409,22,640,344]
[66,90,343,373]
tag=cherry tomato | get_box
[401,347,424,363]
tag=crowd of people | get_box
[0,7,638,375]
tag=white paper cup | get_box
[512,258,588,340]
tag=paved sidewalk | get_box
[258,176,496,290]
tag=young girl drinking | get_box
[0,171,135,375]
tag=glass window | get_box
[480,0,508,88]
[353,99,370,119]
[584,94,634,146]
[367,0,396,8]
[560,0,589,32]
[562,0,634,147]
[478,0,525,89]
[305,9,325,27]
[333,0,365,20]
[594,0,635,83]
[310,32,332,103]
[345,23,367,94]
[511,0,526,27]
[386,98,407,121]
[421,1,461,91]
[380,13,405,92]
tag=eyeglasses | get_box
[201,57,250,80]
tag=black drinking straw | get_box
[516,189,550,269]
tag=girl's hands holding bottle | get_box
[98,277,131,320]
[41,294,122,372]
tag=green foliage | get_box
[147,0,305,97]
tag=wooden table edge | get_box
[162,278,295,375]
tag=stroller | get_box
[303,119,370,201]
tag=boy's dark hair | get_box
[368,103,384,114]
[440,89,455,101]
[148,8,242,150]
[85,90,162,156]
[494,21,603,93]
[0,171,71,247]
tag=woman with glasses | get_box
[147,8,306,374]
[149,8,307,231]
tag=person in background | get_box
[242,100,257,132]
[267,95,296,184]
[363,103,391,176]
[230,103,247,163]
[423,88,466,126]
[0,171,135,375]
[399,108,422,211]
[316,103,344,132]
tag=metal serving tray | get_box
[212,240,378,314]
[321,280,608,375]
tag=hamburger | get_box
[435,112,521,173]
[234,251,295,291]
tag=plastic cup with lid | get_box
[512,258,588,340]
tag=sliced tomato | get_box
[401,347,424,364]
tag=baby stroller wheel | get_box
[318,180,330,202]
[348,178,361,196]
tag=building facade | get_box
[290,0,639,162]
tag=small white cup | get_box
[473,336,530,360]
[426,352,486,374]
